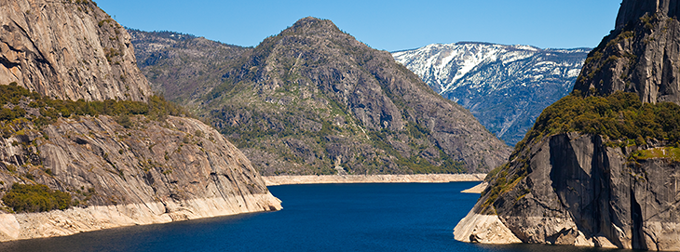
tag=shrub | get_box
[115,114,133,128]
[513,91,680,158]
[0,84,189,130]
[2,183,71,213]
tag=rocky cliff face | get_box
[455,1,680,250]
[0,115,280,241]
[0,0,281,241]
[456,133,680,250]
[131,18,512,175]
[615,0,680,30]
[0,0,150,101]
[574,0,680,104]
[393,43,588,146]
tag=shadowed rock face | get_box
[0,0,150,101]
[456,132,680,250]
[616,0,680,29]
[456,1,680,250]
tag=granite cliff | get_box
[574,0,680,104]
[0,0,150,101]
[455,0,680,250]
[0,0,280,241]
[131,18,512,176]
[0,112,280,241]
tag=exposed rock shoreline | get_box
[263,174,486,186]
[0,194,280,242]
[0,115,283,242]
[461,182,488,194]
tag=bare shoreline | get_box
[263,174,486,186]
[461,182,488,194]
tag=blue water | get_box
[0,182,620,252]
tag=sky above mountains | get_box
[96,0,621,52]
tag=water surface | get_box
[0,182,623,252]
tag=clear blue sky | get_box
[95,0,622,51]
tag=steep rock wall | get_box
[0,0,150,101]
[0,0,282,242]
[575,0,680,104]
[0,115,281,241]
[455,133,680,250]
[615,0,680,29]
[456,1,680,250]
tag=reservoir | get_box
[0,182,618,252]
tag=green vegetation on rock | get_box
[514,91,680,158]
[632,147,680,162]
[481,90,680,214]
[480,9,680,214]
[458,4,680,248]
[2,183,71,213]
[0,82,188,129]
[0,83,192,212]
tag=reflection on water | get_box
[0,182,632,252]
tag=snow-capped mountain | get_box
[393,42,589,146]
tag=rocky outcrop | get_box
[615,0,680,29]
[454,211,522,244]
[0,0,281,242]
[460,182,487,193]
[456,133,680,250]
[456,1,680,250]
[574,0,680,104]
[0,115,281,241]
[0,0,150,101]
[131,18,512,175]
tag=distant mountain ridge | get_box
[393,43,589,145]
[127,29,251,105]
[131,18,512,176]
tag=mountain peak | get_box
[293,16,325,25]
[281,17,342,36]
[133,19,512,175]
[454,41,496,46]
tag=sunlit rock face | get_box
[0,0,150,101]
[0,0,281,242]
